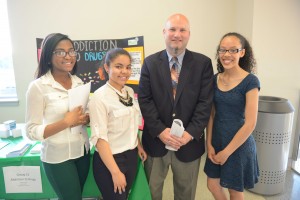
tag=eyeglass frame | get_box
[52,49,78,57]
[218,48,243,54]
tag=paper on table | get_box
[165,119,184,151]
[30,143,42,154]
[6,141,32,158]
[68,82,91,134]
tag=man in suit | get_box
[138,13,214,200]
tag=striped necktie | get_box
[171,57,179,98]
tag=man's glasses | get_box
[53,50,78,57]
[218,48,242,54]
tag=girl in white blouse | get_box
[89,48,147,200]
[26,33,90,200]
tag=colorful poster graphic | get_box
[36,36,144,92]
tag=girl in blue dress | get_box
[204,32,260,200]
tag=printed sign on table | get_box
[3,166,42,193]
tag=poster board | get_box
[36,36,144,93]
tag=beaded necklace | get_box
[107,82,133,107]
[116,91,133,107]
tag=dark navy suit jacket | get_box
[138,49,214,162]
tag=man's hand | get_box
[171,131,193,147]
[158,128,181,150]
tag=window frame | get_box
[0,0,18,105]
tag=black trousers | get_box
[93,148,138,200]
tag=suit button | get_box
[172,113,176,117]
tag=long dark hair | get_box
[35,33,78,78]
[216,32,256,73]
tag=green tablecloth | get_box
[0,132,151,199]
[128,158,152,200]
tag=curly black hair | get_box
[216,32,256,73]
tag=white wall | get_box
[1,0,299,159]
[235,0,254,41]
[252,0,300,158]
[2,0,235,123]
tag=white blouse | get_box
[89,83,140,154]
[26,71,90,164]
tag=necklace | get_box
[220,75,243,86]
[220,76,229,86]
[116,91,133,107]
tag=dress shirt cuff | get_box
[36,124,47,141]
[89,136,99,148]
[90,124,109,147]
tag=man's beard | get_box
[174,47,179,55]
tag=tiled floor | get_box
[81,168,300,200]
[262,169,300,200]
[162,155,300,200]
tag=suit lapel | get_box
[174,50,192,105]
[159,51,174,104]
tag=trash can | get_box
[249,96,294,195]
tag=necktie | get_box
[171,57,179,98]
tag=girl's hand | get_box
[64,106,88,127]
[207,145,218,164]
[111,171,127,194]
[80,113,90,125]
[85,113,90,125]
[213,150,230,165]
[138,145,147,162]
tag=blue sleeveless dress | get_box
[204,73,260,192]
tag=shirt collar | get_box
[106,82,127,96]
[166,50,185,66]
[41,71,82,89]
